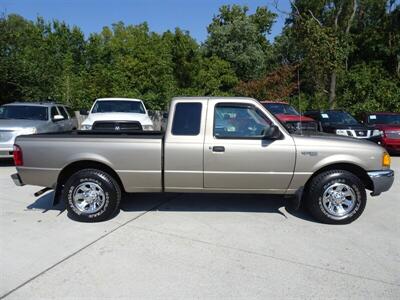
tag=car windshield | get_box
[263,103,299,115]
[320,111,359,125]
[91,100,145,114]
[0,105,48,121]
[368,114,400,125]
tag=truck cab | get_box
[164,97,295,193]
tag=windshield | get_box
[263,103,299,115]
[0,105,48,121]
[91,101,145,114]
[320,111,359,125]
[368,114,400,125]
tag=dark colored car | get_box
[304,109,381,140]
[361,112,400,154]
[261,101,318,133]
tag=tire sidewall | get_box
[308,171,366,224]
[63,170,120,222]
[318,176,363,221]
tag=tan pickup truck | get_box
[11,97,394,224]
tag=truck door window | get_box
[172,103,202,135]
[51,107,59,120]
[58,106,69,119]
[214,104,271,138]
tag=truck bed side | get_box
[15,132,163,192]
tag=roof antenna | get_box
[298,67,303,136]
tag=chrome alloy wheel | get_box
[72,182,106,214]
[322,182,356,218]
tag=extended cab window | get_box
[172,103,202,135]
[214,104,271,138]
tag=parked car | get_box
[260,101,318,133]
[80,98,154,131]
[12,97,393,225]
[0,102,77,158]
[361,112,400,154]
[304,109,381,140]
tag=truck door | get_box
[203,100,296,193]
[164,99,208,192]
[57,106,72,131]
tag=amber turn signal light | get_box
[382,152,391,167]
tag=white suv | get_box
[80,98,154,131]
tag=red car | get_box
[261,101,317,133]
[362,112,400,154]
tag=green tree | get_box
[194,56,238,96]
[204,5,276,80]
[337,64,400,113]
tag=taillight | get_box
[13,145,23,166]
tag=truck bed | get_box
[15,131,164,192]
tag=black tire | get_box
[62,168,121,222]
[305,170,366,224]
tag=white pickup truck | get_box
[11,97,394,224]
[80,98,154,131]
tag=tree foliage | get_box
[0,2,399,114]
[235,64,298,101]
[204,5,276,80]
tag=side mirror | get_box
[262,125,282,140]
[80,109,89,116]
[52,115,64,122]
[162,112,169,119]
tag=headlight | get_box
[372,129,382,136]
[19,127,37,135]
[382,152,391,167]
[142,125,154,131]
[336,129,348,136]
[81,124,92,130]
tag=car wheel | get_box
[305,170,366,224]
[62,169,121,222]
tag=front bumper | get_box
[368,169,394,196]
[11,173,24,186]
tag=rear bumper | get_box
[0,151,13,158]
[11,173,24,186]
[368,170,394,196]
[0,146,13,158]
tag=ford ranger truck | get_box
[11,97,394,224]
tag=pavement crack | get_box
[0,195,178,300]
[130,225,400,288]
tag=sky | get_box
[1,0,291,42]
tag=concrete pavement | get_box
[0,158,399,299]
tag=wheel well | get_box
[57,160,125,192]
[304,163,373,192]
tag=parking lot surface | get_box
[0,158,399,299]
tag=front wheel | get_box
[305,170,366,224]
[62,169,121,222]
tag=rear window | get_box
[172,103,202,135]
[264,103,299,115]
[0,105,48,121]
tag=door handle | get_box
[212,146,225,152]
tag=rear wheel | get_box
[62,169,121,222]
[305,170,366,224]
